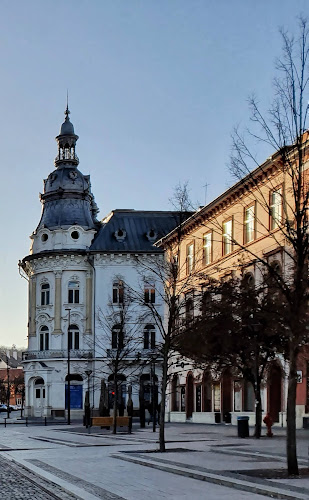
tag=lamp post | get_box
[65,308,71,425]
[85,369,92,433]
[151,354,156,433]
[6,364,10,419]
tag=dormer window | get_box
[68,281,79,304]
[114,229,126,242]
[41,283,50,306]
[146,229,158,242]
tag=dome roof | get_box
[60,118,75,136]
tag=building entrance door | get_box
[34,378,45,417]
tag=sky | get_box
[0,0,307,347]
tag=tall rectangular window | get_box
[144,284,155,304]
[186,243,194,274]
[222,219,233,255]
[203,232,212,265]
[112,281,124,304]
[41,283,50,306]
[244,204,255,243]
[270,187,282,229]
[68,281,79,304]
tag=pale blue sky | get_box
[0,0,307,346]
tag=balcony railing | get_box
[22,349,93,361]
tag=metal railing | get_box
[22,349,93,361]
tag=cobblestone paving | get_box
[0,456,78,499]
[28,459,125,500]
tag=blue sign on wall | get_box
[65,384,83,409]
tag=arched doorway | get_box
[268,364,282,422]
[186,373,194,419]
[171,374,179,411]
[65,374,83,410]
[34,377,45,417]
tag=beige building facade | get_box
[161,137,309,428]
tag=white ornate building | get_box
[20,107,177,418]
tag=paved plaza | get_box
[0,417,309,499]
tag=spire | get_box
[65,90,70,121]
[55,101,79,167]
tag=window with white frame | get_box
[39,325,49,351]
[270,187,282,229]
[41,283,50,306]
[68,281,79,304]
[68,324,79,350]
[112,280,124,304]
[186,243,194,274]
[222,219,233,255]
[111,324,124,350]
[244,204,255,243]
[143,324,156,349]
[203,232,212,265]
[144,284,155,304]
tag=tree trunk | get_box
[113,377,118,435]
[286,347,299,475]
[254,384,262,439]
[159,350,168,452]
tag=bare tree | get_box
[228,18,309,474]
[127,183,196,451]
[91,278,143,434]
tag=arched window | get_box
[243,272,255,290]
[39,326,49,351]
[112,280,124,304]
[111,324,124,350]
[144,324,156,350]
[41,283,50,306]
[68,324,79,350]
[68,281,79,304]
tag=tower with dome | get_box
[20,106,177,418]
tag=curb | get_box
[111,453,309,500]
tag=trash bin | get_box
[237,416,249,438]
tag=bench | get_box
[91,416,132,433]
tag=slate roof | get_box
[90,210,182,253]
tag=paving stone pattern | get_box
[28,459,126,500]
[0,456,77,500]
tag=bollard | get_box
[26,417,28,427]
[4,418,6,428]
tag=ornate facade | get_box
[20,107,177,418]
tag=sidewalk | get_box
[0,421,308,499]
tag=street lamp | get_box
[65,308,71,425]
[6,364,10,419]
[85,369,92,433]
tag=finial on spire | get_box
[65,90,70,120]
